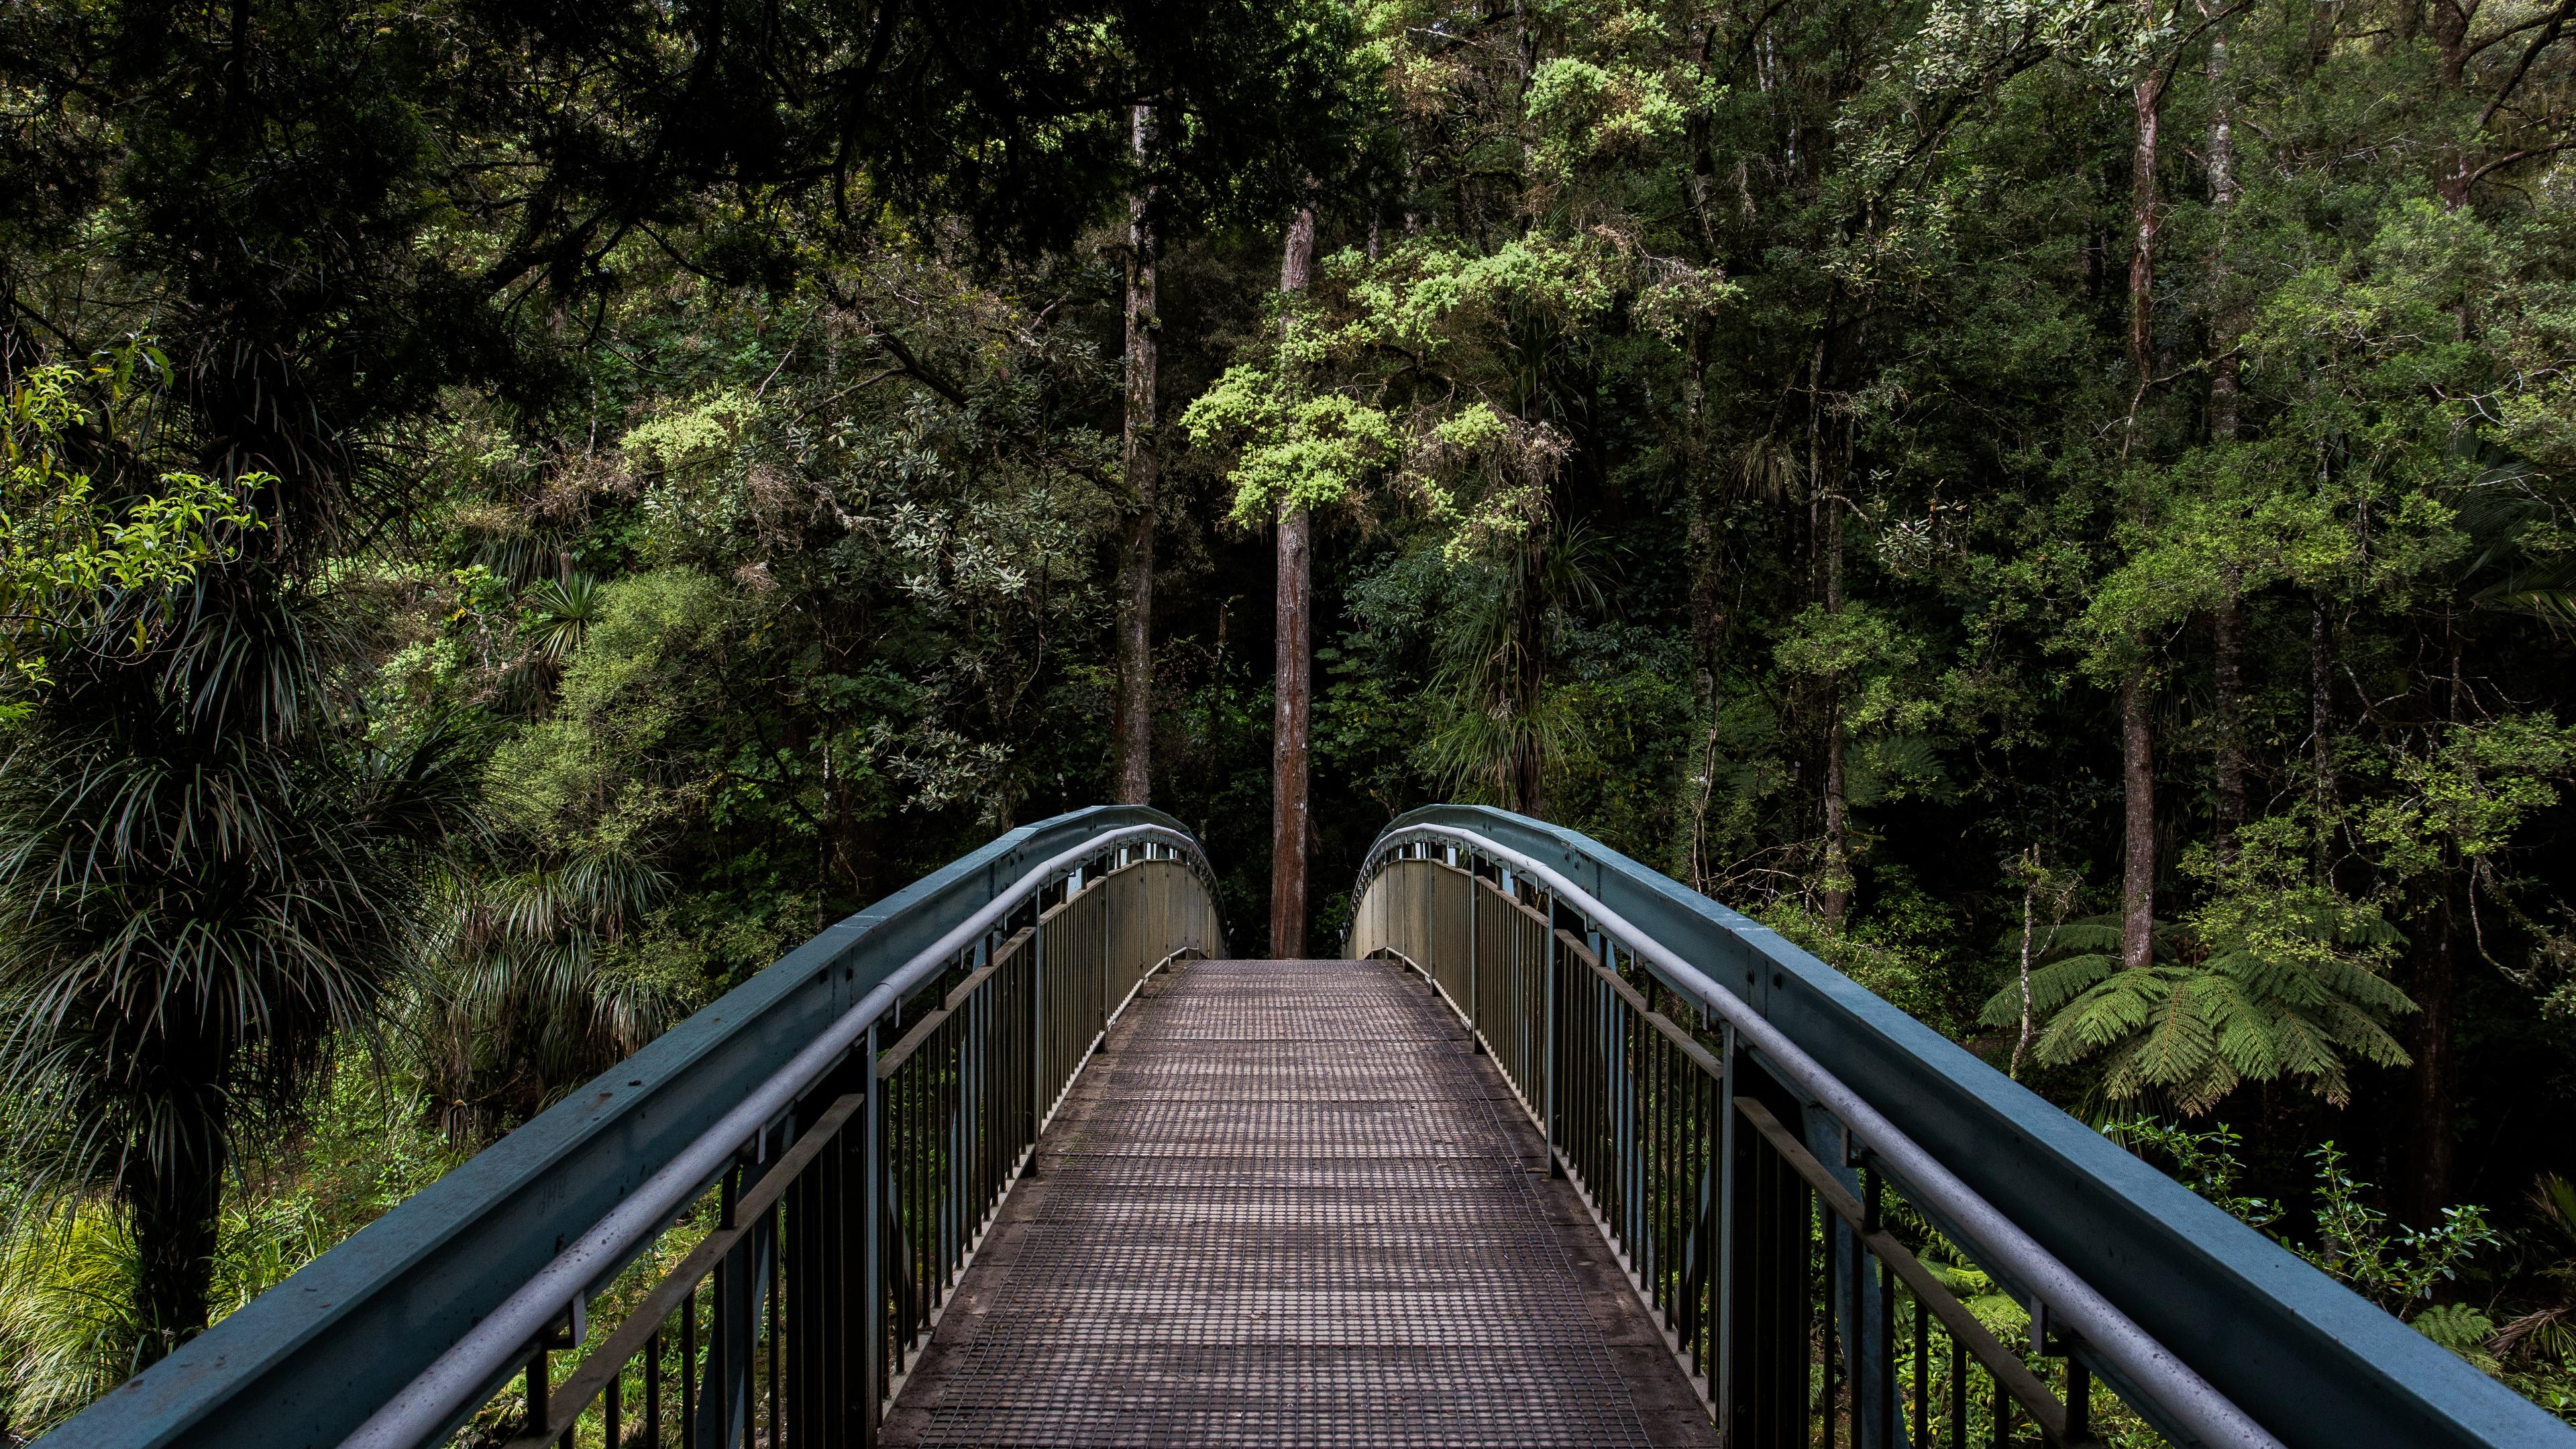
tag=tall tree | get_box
[1113,103,1161,805]
[1271,203,1317,957]
[2204,4,2249,861]
[2121,0,2171,976]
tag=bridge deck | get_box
[883,957,1715,1447]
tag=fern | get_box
[1980,823,2416,1114]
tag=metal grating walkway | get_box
[882,958,1716,1447]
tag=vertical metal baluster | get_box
[1650,1019,1661,1338]
[1823,1194,1837,1449]
[682,1287,698,1449]
[647,1329,663,1449]
[861,1019,883,1445]
[1587,968,1597,1187]
[1948,1332,1965,1449]
[797,1138,815,1449]
[1913,1287,1929,1449]
[1656,1026,1670,1314]
[1033,922,1046,1142]
[1860,1166,1882,1449]
[714,1165,736,1447]
[1585,975,1598,1214]
[1772,1133,1790,1443]
[1666,1036,1680,1358]
[770,1195,784,1445]
[525,1343,549,1440]
[1716,1028,1738,1430]
[898,1056,912,1352]
[1670,1020,1682,1320]
[1670,1034,1683,1324]
[1650,1024,1664,1322]
[1658,1020,1679,1315]
[1542,922,1558,1171]
[606,1362,623,1449]
[1471,877,1485,1038]
[1699,1060,1715,1379]
[1990,1368,2008,1448]
[1753,1120,1770,1442]
[2066,1354,2092,1444]
[1666,1031,1678,1324]
[1878,1245,1896,1449]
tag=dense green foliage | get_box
[5,0,2576,1431]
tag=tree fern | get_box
[1980,821,2414,1114]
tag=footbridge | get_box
[47,807,2574,1448]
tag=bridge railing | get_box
[47,806,1224,1449]
[1350,805,2571,1449]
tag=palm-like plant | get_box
[0,653,480,1360]
[411,841,686,1140]
[521,574,604,664]
[1421,522,1610,816]
[1,347,483,1358]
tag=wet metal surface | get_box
[883,957,1715,1447]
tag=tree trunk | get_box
[1685,320,1721,717]
[820,736,837,926]
[2312,596,2339,818]
[2214,566,2247,859]
[2428,0,2471,83]
[2428,0,2475,199]
[2206,25,2245,862]
[1821,494,1850,926]
[2122,665,2157,972]
[1111,105,1159,806]
[1271,506,1312,956]
[2127,2,2164,416]
[129,1132,225,1364]
[1270,205,1316,957]
[2405,890,2459,1224]
[2015,863,2038,1078]
[2121,19,2163,967]
[1508,531,1548,818]
[1687,490,1721,712]
[2206,11,2241,442]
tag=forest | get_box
[3,0,2575,1434]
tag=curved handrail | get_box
[48,806,1222,1449]
[1355,805,2570,1449]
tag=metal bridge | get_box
[45,807,2576,1449]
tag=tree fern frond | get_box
[2025,955,2118,1012]
[2023,823,2416,1116]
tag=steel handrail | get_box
[344,823,1203,1449]
[44,804,1218,1449]
[1358,808,2576,1449]
[1363,820,2275,1449]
